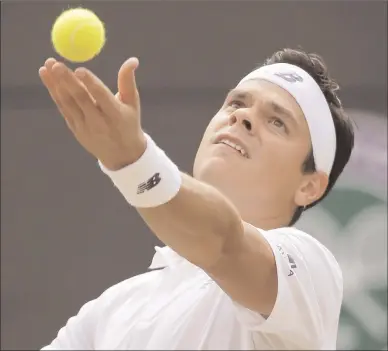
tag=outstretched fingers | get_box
[75,68,120,117]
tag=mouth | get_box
[215,135,249,158]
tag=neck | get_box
[242,212,292,231]
[233,199,295,231]
[194,173,295,231]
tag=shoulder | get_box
[232,225,343,348]
[261,226,339,259]
[262,226,342,287]
[93,270,163,315]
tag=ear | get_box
[294,171,329,207]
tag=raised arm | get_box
[39,57,277,316]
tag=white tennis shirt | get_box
[42,227,343,350]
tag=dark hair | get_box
[263,48,355,225]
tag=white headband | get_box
[238,63,336,176]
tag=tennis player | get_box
[39,48,355,350]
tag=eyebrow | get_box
[226,89,253,101]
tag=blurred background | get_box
[1,1,387,350]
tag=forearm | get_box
[137,173,243,268]
[99,133,245,268]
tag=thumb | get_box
[117,57,140,106]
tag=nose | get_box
[228,109,253,132]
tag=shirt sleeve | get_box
[41,270,160,350]
[233,227,343,349]
[41,298,99,350]
[40,277,127,350]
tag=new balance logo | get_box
[287,254,297,269]
[137,173,161,194]
[274,72,303,83]
[287,254,297,277]
[276,245,297,276]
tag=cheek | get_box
[206,112,227,132]
[253,138,306,179]
[270,151,306,189]
[193,113,224,175]
[195,112,227,153]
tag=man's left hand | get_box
[38,57,146,170]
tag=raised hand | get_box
[38,57,147,170]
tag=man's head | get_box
[193,48,355,229]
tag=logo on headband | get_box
[274,72,303,83]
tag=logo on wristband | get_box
[137,173,162,194]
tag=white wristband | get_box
[98,134,182,208]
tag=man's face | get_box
[193,79,316,223]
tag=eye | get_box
[228,100,245,109]
[269,117,287,131]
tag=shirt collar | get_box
[149,246,184,269]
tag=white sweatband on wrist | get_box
[98,134,182,208]
[238,63,336,176]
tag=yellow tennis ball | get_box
[51,8,105,63]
